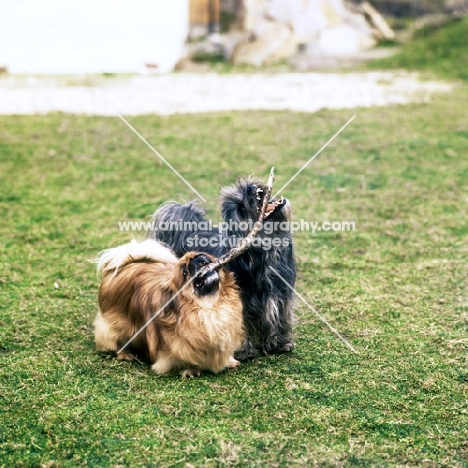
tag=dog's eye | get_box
[182,266,188,277]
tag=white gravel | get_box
[0,72,452,115]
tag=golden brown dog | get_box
[94,239,245,377]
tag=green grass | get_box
[1,87,468,466]
[369,16,468,81]
[3,13,468,467]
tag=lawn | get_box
[368,16,468,81]
[1,88,467,466]
[1,60,468,468]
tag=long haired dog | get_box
[94,239,245,377]
[148,177,296,361]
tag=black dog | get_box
[147,177,296,361]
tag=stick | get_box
[202,166,275,274]
[361,1,395,41]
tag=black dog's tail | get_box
[147,201,223,258]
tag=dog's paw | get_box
[117,351,137,361]
[180,369,201,378]
[263,340,295,355]
[226,356,241,369]
[278,342,295,353]
[234,348,259,362]
[234,338,259,362]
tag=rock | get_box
[265,0,302,25]
[291,1,329,42]
[266,0,376,45]
[218,29,251,59]
[243,0,269,31]
[318,25,375,57]
[266,29,297,64]
[319,0,351,25]
[361,1,395,41]
[232,21,296,66]
[223,0,386,65]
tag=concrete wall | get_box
[0,0,189,74]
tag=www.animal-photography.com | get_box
[1,1,467,466]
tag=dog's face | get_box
[220,178,292,235]
[176,252,220,297]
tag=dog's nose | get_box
[189,254,211,276]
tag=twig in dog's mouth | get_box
[264,195,285,218]
[201,167,276,276]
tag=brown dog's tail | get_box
[96,239,178,277]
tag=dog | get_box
[148,177,296,361]
[94,239,245,377]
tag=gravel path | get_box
[0,72,452,115]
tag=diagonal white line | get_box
[117,270,202,354]
[269,266,358,354]
[273,114,356,199]
[118,114,207,202]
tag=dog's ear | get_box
[220,179,258,226]
[171,253,194,291]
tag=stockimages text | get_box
[118,219,356,250]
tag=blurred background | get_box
[1,2,468,466]
[0,0,466,74]
[1,0,466,115]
